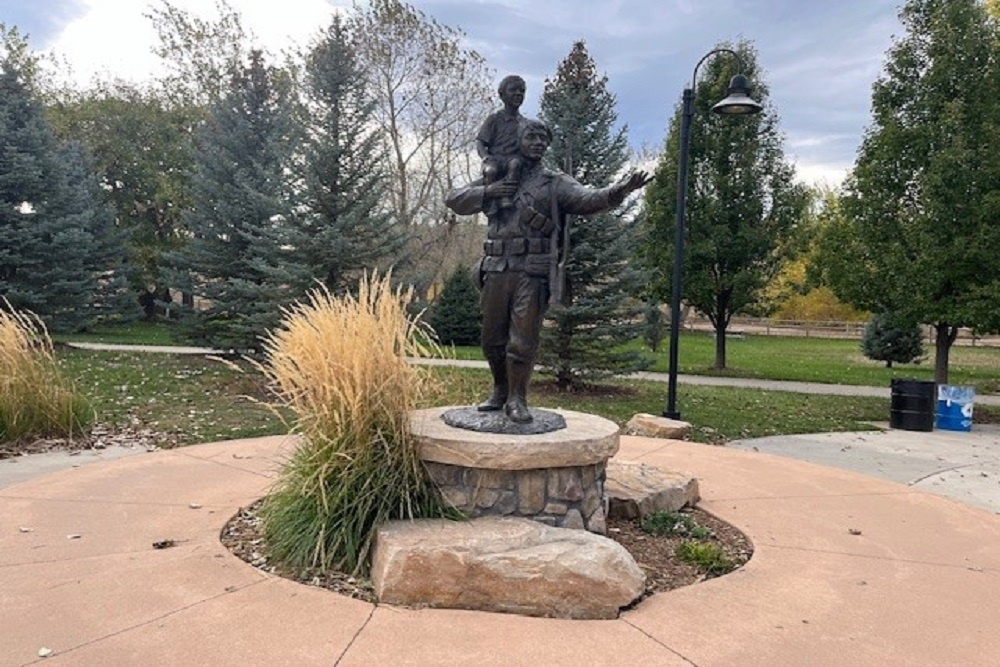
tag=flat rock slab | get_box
[624,413,692,440]
[371,517,645,619]
[605,461,700,519]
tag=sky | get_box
[1,0,906,187]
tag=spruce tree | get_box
[0,34,126,332]
[429,266,481,346]
[861,312,924,368]
[285,17,401,296]
[537,41,650,389]
[167,50,295,353]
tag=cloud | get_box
[42,0,343,85]
[32,0,903,187]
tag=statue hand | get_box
[484,181,517,199]
[619,169,653,193]
[611,169,653,200]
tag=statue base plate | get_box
[441,406,567,435]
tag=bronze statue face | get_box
[500,79,525,108]
[519,126,549,161]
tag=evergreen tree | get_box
[429,266,481,346]
[861,312,925,368]
[819,0,1000,383]
[0,33,127,332]
[167,50,295,352]
[285,17,401,295]
[642,40,807,369]
[643,301,666,352]
[537,41,650,389]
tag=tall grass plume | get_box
[259,273,451,575]
[0,301,92,444]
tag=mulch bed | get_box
[219,501,753,606]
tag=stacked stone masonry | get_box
[425,461,608,534]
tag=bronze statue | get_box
[446,118,650,423]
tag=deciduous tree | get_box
[642,40,807,369]
[346,0,493,293]
[820,0,1000,383]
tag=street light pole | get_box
[662,48,762,420]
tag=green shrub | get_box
[675,541,736,576]
[0,301,92,444]
[641,511,711,539]
[258,274,453,576]
[642,301,666,352]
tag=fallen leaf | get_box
[67,534,82,540]
[38,647,54,658]
[848,528,863,536]
[189,502,203,509]
[19,527,33,533]
[152,540,176,549]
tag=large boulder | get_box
[371,517,645,619]
[605,461,700,519]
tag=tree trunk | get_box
[712,292,731,370]
[933,322,959,385]
[714,324,727,370]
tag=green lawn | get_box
[55,348,284,444]
[55,320,180,346]
[49,350,952,447]
[63,321,1000,394]
[450,333,1000,393]
[39,323,998,451]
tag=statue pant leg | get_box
[479,271,513,411]
[504,272,548,423]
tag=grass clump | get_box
[0,302,92,444]
[675,541,736,576]
[258,274,452,576]
[641,511,712,539]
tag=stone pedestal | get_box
[409,407,619,534]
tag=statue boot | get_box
[477,346,508,412]
[504,357,533,424]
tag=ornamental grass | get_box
[259,273,451,575]
[0,301,92,444]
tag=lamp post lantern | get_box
[662,49,763,420]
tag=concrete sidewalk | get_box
[732,424,1000,514]
[3,434,1000,666]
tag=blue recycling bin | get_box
[936,384,975,432]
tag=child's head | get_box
[498,75,526,106]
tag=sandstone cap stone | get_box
[409,407,619,470]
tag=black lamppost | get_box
[663,49,763,420]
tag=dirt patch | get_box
[220,501,753,606]
[0,423,174,460]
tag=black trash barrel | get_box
[889,378,935,432]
